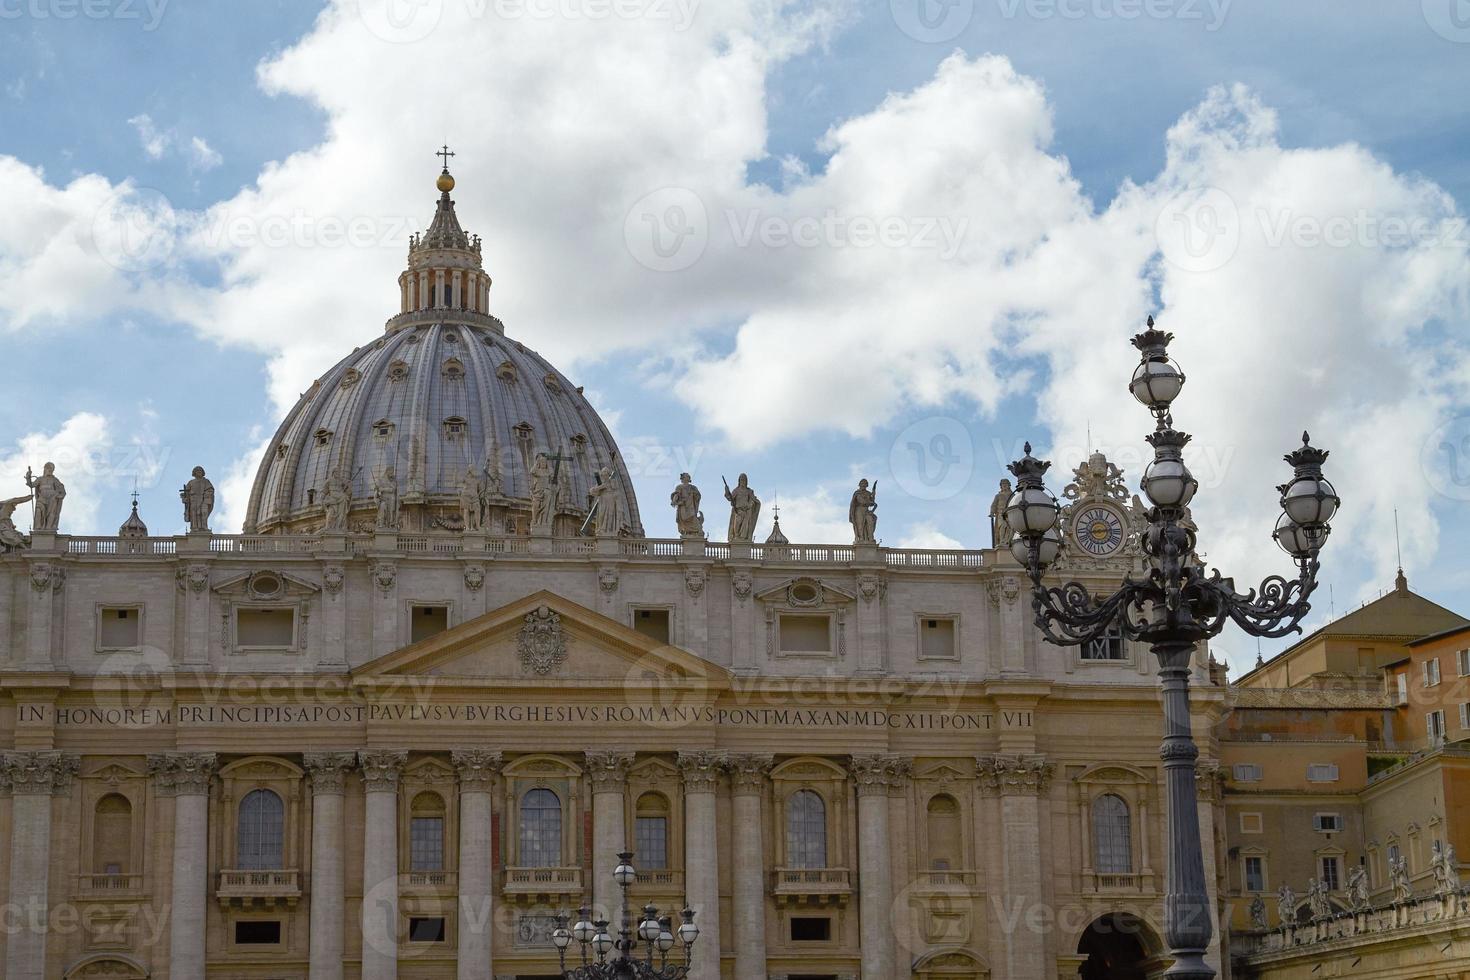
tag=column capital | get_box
[358,749,408,792]
[147,751,217,797]
[2,750,79,796]
[725,753,773,795]
[849,753,901,798]
[886,756,913,795]
[976,754,1054,796]
[452,749,504,791]
[585,750,636,792]
[304,752,358,795]
[678,750,726,793]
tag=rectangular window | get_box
[1397,672,1409,705]
[1425,658,1442,686]
[410,605,449,644]
[635,816,669,870]
[779,614,832,654]
[919,618,957,660]
[1461,703,1470,730]
[790,917,832,942]
[409,916,446,943]
[1388,843,1401,866]
[632,608,671,644]
[1428,709,1447,744]
[410,817,445,872]
[1244,856,1265,892]
[1306,764,1339,783]
[1232,763,1263,783]
[1458,649,1470,676]
[1313,813,1343,833]
[1239,812,1264,834]
[1320,856,1340,891]
[234,921,282,945]
[236,607,296,649]
[1082,628,1126,661]
[98,606,142,650]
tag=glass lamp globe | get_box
[1141,457,1198,509]
[657,919,676,952]
[1282,473,1339,527]
[613,859,636,887]
[1274,511,1330,557]
[552,927,572,950]
[592,928,614,956]
[573,915,596,944]
[678,911,699,945]
[1006,485,1060,534]
[1009,527,1061,567]
[640,906,662,942]
[1129,357,1185,410]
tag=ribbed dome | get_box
[243,163,642,537]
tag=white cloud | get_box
[213,429,270,535]
[129,113,170,160]
[896,521,964,550]
[0,413,114,536]
[188,136,223,172]
[127,113,223,171]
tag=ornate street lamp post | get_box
[553,852,699,980]
[1008,318,1339,980]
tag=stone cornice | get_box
[147,752,217,798]
[3,751,79,796]
[584,750,636,792]
[358,749,408,792]
[303,752,357,795]
[452,749,504,791]
[725,753,774,795]
[677,750,725,793]
[976,754,1054,796]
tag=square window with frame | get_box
[1424,657,1442,687]
[1081,627,1127,662]
[1428,709,1447,744]
[1306,763,1339,783]
[410,604,450,644]
[917,616,958,661]
[789,916,832,942]
[408,916,447,943]
[233,920,283,946]
[1232,763,1263,783]
[631,607,672,644]
[1313,813,1343,833]
[97,605,143,651]
[234,606,297,650]
[778,614,833,655]
[1239,812,1264,834]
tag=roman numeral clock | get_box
[1073,503,1127,557]
[1052,449,1151,569]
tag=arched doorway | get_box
[1076,912,1157,980]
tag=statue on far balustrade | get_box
[321,466,353,532]
[0,494,31,552]
[588,464,623,537]
[1444,843,1462,895]
[1306,877,1331,920]
[460,465,484,532]
[1249,894,1267,930]
[1346,866,1370,911]
[25,462,65,531]
[374,466,399,529]
[1276,883,1296,926]
[989,478,1013,548]
[1390,856,1412,903]
[671,473,704,537]
[849,478,877,544]
[529,453,553,530]
[724,474,759,543]
[180,466,215,532]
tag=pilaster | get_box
[679,751,724,980]
[149,752,217,980]
[1,751,77,980]
[306,752,357,980]
[360,749,407,980]
[453,749,503,980]
[727,754,773,980]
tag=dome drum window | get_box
[314,429,333,448]
[442,358,466,381]
[497,361,518,383]
[339,368,361,389]
[443,417,468,441]
[388,360,409,383]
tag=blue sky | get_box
[1,0,1468,670]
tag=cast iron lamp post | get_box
[552,852,699,980]
[1007,317,1339,980]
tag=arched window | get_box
[786,790,827,869]
[237,789,285,870]
[410,792,446,872]
[926,794,962,871]
[1092,794,1132,873]
[520,789,562,867]
[635,793,670,870]
[93,794,133,875]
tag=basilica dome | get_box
[243,166,643,537]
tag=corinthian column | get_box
[850,755,900,980]
[305,753,357,980]
[585,750,635,919]
[360,750,408,980]
[453,749,503,980]
[978,755,1054,980]
[2,752,78,980]
[679,751,723,980]
[148,752,216,980]
[727,754,772,980]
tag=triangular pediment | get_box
[354,590,731,685]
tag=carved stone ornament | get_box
[373,561,397,594]
[322,564,345,596]
[732,569,752,602]
[29,562,64,594]
[725,753,774,795]
[452,749,504,791]
[1063,450,1130,502]
[684,566,706,599]
[857,574,882,603]
[299,752,354,794]
[518,604,568,675]
[850,754,911,797]
[985,576,1021,607]
[2,751,80,796]
[678,750,726,792]
[358,749,408,791]
[463,563,486,593]
[176,563,209,595]
[597,565,619,595]
[147,752,217,797]
[976,754,1054,796]
[1195,761,1224,803]
[584,750,635,791]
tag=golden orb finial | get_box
[437,171,455,193]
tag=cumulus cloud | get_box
[212,429,271,535]
[897,521,965,550]
[0,413,117,536]
[127,113,224,171]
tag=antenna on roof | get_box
[1394,507,1403,573]
[1329,583,1336,619]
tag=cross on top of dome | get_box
[411,145,480,256]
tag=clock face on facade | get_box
[1074,505,1126,556]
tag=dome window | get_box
[442,357,466,381]
[543,373,563,393]
[314,428,333,447]
[444,332,459,344]
[496,360,517,383]
[373,419,396,441]
[407,334,421,344]
[513,421,534,446]
[275,444,289,460]
[443,417,468,440]
[388,360,409,383]
[340,369,361,389]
